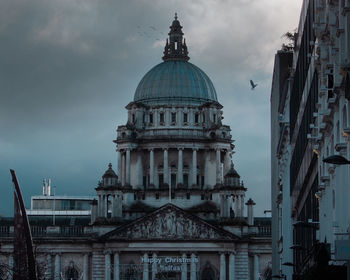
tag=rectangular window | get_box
[132,114,135,123]
[171,112,176,124]
[156,193,159,199]
[149,113,153,124]
[186,193,190,199]
[195,113,199,124]
[160,112,164,124]
[203,113,205,123]
[159,174,164,187]
[171,173,176,188]
[213,114,216,123]
[183,113,188,123]
[184,174,188,187]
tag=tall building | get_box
[0,16,271,280]
[271,0,350,279]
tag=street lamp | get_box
[323,155,350,165]
[272,274,286,279]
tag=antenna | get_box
[43,179,47,196]
[47,179,51,196]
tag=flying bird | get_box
[250,80,258,90]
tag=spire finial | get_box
[162,15,190,61]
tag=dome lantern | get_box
[162,13,189,62]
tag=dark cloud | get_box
[0,0,302,216]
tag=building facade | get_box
[271,0,350,279]
[0,16,271,280]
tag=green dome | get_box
[134,60,218,106]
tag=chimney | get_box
[246,198,256,226]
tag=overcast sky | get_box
[0,0,302,216]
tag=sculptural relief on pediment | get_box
[104,205,237,241]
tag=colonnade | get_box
[117,147,230,188]
[219,252,260,280]
[103,251,198,280]
[97,194,122,218]
[220,193,245,218]
[5,251,260,280]
[101,251,260,280]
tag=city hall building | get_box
[0,16,271,280]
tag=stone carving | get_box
[106,205,236,240]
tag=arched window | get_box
[201,263,216,280]
[65,261,79,280]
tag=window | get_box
[160,112,164,124]
[159,174,164,187]
[132,114,135,123]
[213,114,216,123]
[171,192,175,199]
[149,113,153,124]
[184,174,188,187]
[171,112,176,124]
[195,113,199,124]
[183,113,188,123]
[202,113,205,123]
[156,193,159,199]
[186,193,190,199]
[171,174,176,188]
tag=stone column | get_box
[226,196,231,217]
[54,254,61,280]
[204,151,210,187]
[240,195,245,217]
[254,254,259,280]
[190,253,197,280]
[8,254,13,280]
[83,254,89,280]
[136,152,143,188]
[216,149,221,184]
[46,254,52,279]
[105,253,111,280]
[235,195,240,217]
[164,149,169,185]
[229,253,235,280]
[143,253,149,280]
[220,253,226,280]
[114,252,120,280]
[177,148,183,185]
[151,252,157,280]
[117,150,122,183]
[126,149,131,185]
[224,150,231,176]
[149,149,154,186]
[122,153,126,186]
[111,195,115,217]
[103,195,108,218]
[192,149,197,186]
[98,195,102,217]
[181,253,187,280]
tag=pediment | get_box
[102,203,239,241]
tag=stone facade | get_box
[0,15,271,280]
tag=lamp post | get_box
[323,154,350,280]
